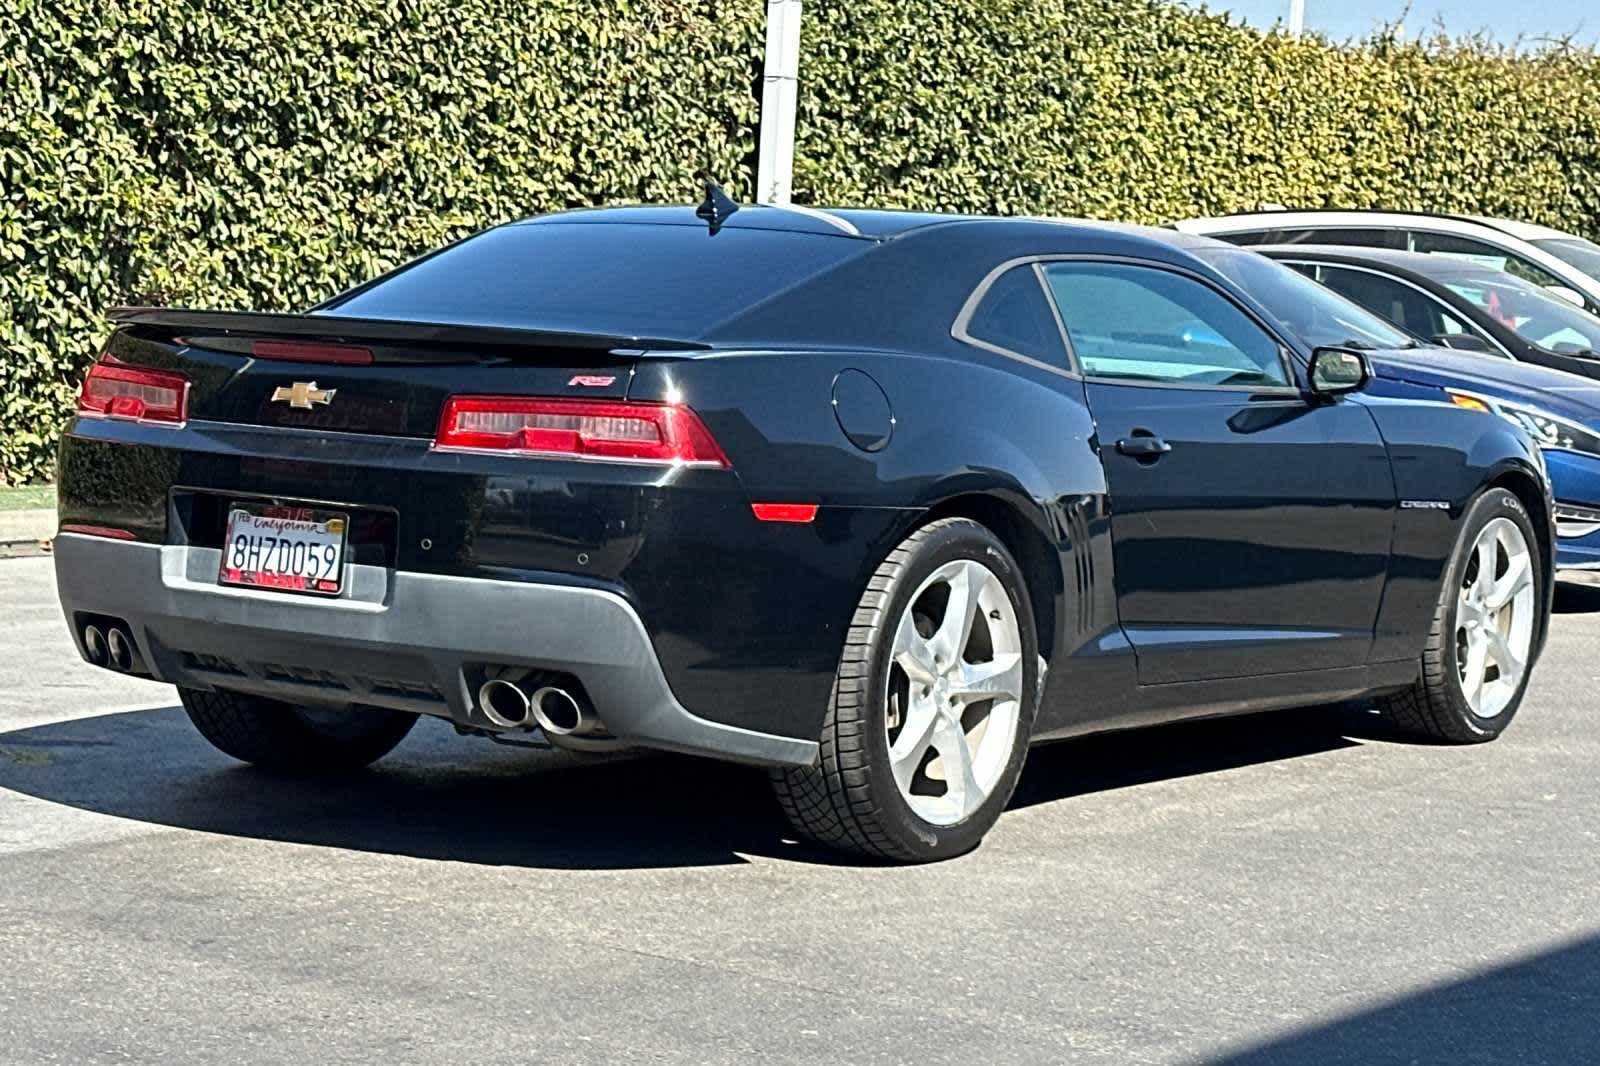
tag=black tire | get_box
[771,517,1040,862]
[1376,487,1542,743]
[179,687,418,772]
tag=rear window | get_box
[320,222,863,338]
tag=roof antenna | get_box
[695,171,741,235]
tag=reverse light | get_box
[434,396,730,467]
[78,359,189,425]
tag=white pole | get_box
[1287,0,1305,37]
[757,0,802,205]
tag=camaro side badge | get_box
[271,381,337,410]
[1401,500,1450,510]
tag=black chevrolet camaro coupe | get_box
[55,201,1555,861]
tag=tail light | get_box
[434,396,730,467]
[78,358,189,425]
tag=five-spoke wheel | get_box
[1454,516,1536,720]
[885,558,1024,826]
[1379,487,1544,742]
[771,517,1039,861]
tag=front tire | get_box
[1376,487,1542,743]
[771,518,1040,862]
[180,687,418,772]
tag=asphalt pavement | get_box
[2,554,1597,1064]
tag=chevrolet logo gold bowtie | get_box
[271,381,337,410]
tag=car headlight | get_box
[1449,390,1600,459]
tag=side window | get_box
[1407,231,1566,290]
[1215,229,1273,246]
[961,265,1071,366]
[1041,262,1289,387]
[1313,266,1468,339]
[1277,227,1407,250]
[1216,228,1402,248]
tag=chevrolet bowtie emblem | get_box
[271,381,337,410]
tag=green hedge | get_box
[4,0,1600,484]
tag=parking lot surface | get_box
[2,554,1597,1064]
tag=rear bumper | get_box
[53,533,818,767]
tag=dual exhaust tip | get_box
[83,623,141,674]
[478,678,601,737]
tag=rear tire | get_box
[179,687,417,772]
[1376,487,1542,743]
[771,518,1040,862]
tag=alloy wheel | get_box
[884,558,1024,826]
[1455,516,1536,719]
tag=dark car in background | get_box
[1175,210,1600,314]
[1249,245,1600,572]
[54,207,1553,861]
[1258,245,1600,374]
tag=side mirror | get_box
[1308,346,1370,398]
[1432,333,1493,353]
[1546,285,1587,308]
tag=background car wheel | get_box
[179,687,417,772]
[1377,487,1542,743]
[771,517,1040,862]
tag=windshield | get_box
[1440,269,1600,356]
[1532,237,1600,283]
[1197,247,1417,351]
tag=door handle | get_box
[1115,436,1172,458]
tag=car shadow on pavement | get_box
[1553,579,1600,614]
[1204,931,1600,1065]
[1009,703,1374,812]
[0,701,1382,871]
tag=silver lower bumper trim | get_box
[53,534,818,768]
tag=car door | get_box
[1040,260,1397,685]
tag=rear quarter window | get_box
[960,265,1071,366]
[321,222,865,338]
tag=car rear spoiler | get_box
[107,307,712,359]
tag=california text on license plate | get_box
[218,506,349,596]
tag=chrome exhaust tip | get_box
[83,625,109,668]
[477,678,533,729]
[530,686,594,737]
[107,627,136,673]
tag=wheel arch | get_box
[1484,461,1556,651]
[917,491,1066,665]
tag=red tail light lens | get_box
[78,359,189,425]
[434,397,730,467]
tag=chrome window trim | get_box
[1032,255,1304,394]
[951,255,1081,379]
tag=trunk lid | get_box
[106,307,708,437]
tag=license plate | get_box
[218,505,349,596]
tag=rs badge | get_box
[271,381,337,410]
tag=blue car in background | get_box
[1356,350,1600,571]
[1199,244,1600,572]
